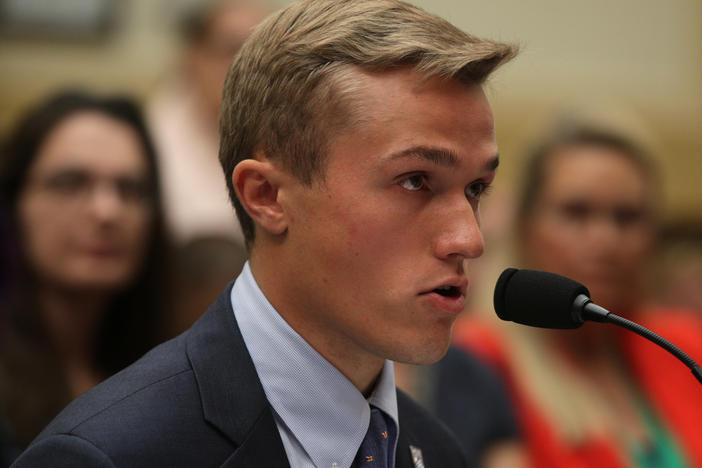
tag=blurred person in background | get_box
[147,0,268,246]
[0,91,171,466]
[147,0,266,338]
[454,121,702,468]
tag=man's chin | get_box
[392,339,452,366]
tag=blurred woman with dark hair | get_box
[455,121,702,468]
[0,91,171,465]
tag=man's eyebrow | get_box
[386,146,459,167]
[386,146,500,172]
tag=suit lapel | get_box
[219,406,290,467]
[186,283,289,466]
[396,390,428,468]
[397,427,428,468]
[396,429,415,468]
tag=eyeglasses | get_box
[26,168,152,208]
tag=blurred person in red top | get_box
[0,91,170,466]
[454,121,702,468]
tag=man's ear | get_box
[232,159,288,236]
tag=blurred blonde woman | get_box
[455,123,702,468]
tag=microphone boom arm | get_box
[575,294,702,386]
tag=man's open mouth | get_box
[432,285,461,298]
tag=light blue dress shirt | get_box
[231,262,399,468]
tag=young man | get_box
[12,1,516,467]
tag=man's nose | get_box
[432,198,485,261]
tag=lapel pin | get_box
[409,445,425,468]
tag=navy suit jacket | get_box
[11,284,467,467]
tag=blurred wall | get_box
[1,0,700,220]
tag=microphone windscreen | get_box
[494,268,591,329]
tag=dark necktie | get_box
[353,406,393,468]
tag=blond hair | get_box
[219,0,517,245]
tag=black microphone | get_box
[494,267,702,385]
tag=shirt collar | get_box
[231,262,399,468]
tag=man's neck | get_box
[249,252,385,395]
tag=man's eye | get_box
[398,174,427,191]
[466,181,491,200]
